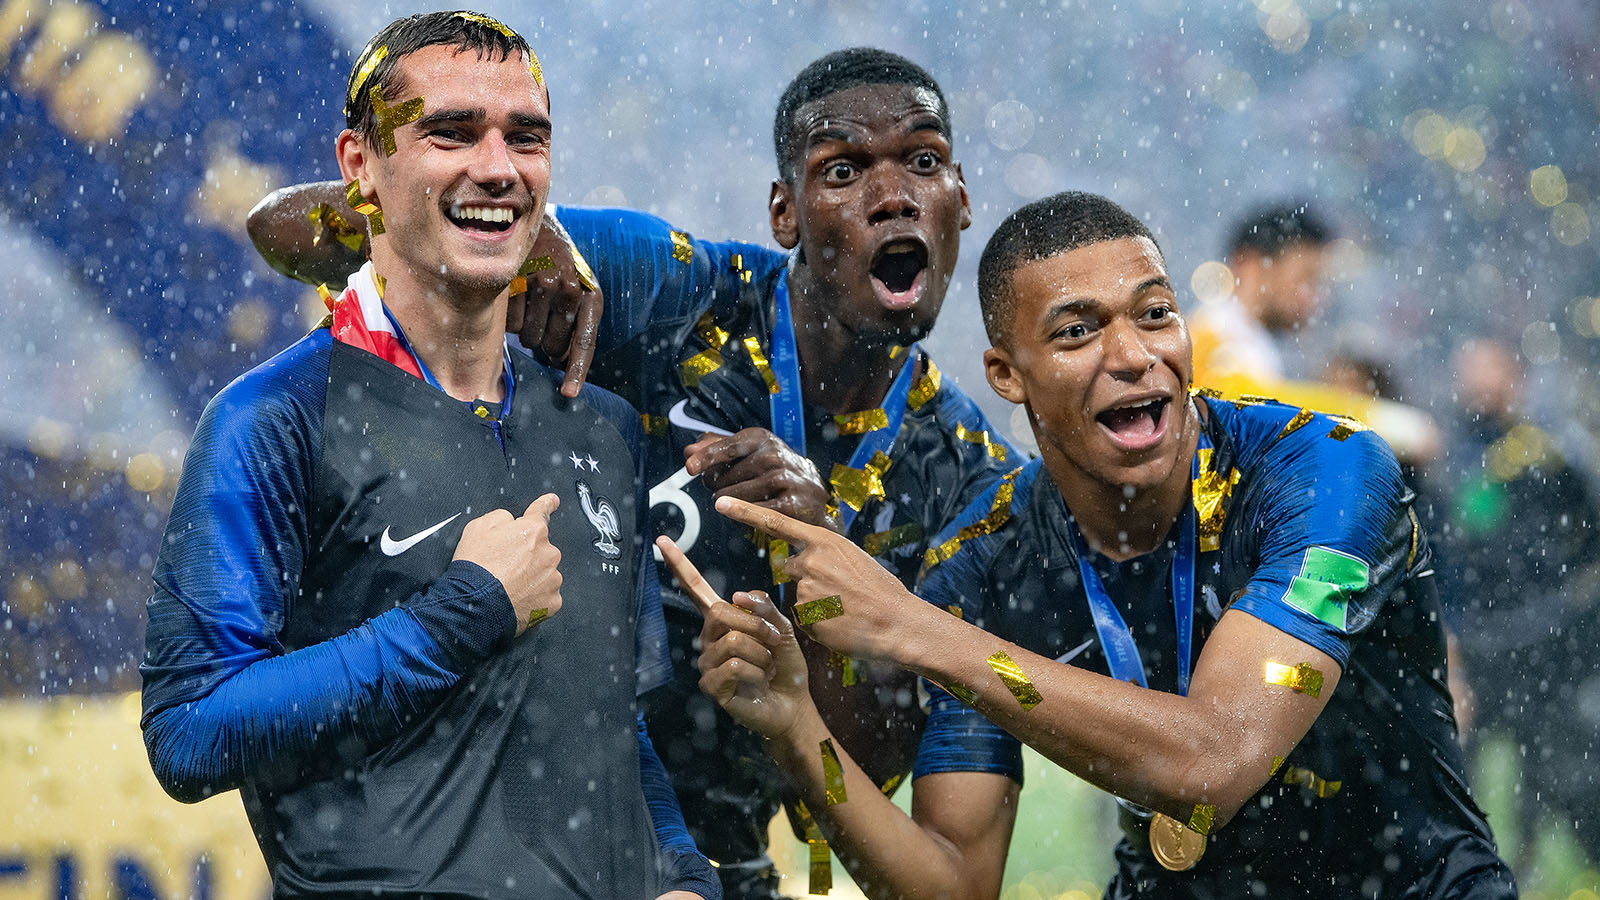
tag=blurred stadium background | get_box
[2,0,1597,897]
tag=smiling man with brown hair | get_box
[140,12,714,898]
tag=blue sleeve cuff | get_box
[403,559,516,668]
[911,683,1024,784]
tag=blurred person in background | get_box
[1189,202,1440,464]
[140,12,716,898]
[1432,337,1600,874]
[247,47,1018,900]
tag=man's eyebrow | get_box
[806,126,861,149]
[508,111,551,130]
[1136,275,1175,294]
[414,108,484,128]
[1043,298,1099,321]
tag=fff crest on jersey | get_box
[576,480,622,559]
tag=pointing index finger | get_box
[655,535,724,613]
[714,496,816,548]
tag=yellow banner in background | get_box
[0,693,268,900]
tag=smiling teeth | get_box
[451,205,515,223]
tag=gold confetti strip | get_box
[371,85,424,158]
[832,650,857,687]
[568,243,598,291]
[473,404,490,419]
[1190,385,1223,401]
[680,349,722,388]
[830,462,885,511]
[923,470,1021,569]
[527,50,544,87]
[767,536,791,585]
[742,336,779,394]
[880,772,905,797]
[1264,661,1324,698]
[956,423,1009,460]
[1407,508,1420,568]
[1187,803,1217,835]
[670,230,694,264]
[526,607,549,628]
[640,414,668,437]
[807,826,832,895]
[346,43,387,111]
[795,594,844,626]
[889,344,905,359]
[862,522,923,557]
[374,272,387,298]
[944,604,964,619]
[454,11,517,38]
[313,312,334,331]
[1327,415,1369,441]
[1238,393,1281,406]
[908,359,941,410]
[1192,447,1241,553]
[694,311,729,348]
[343,179,385,235]
[820,738,848,805]
[308,203,364,252]
[729,253,743,270]
[315,282,335,311]
[1275,407,1315,442]
[1281,765,1342,798]
[987,650,1043,710]
[509,255,555,295]
[1270,755,1286,776]
[834,408,889,435]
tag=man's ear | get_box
[984,345,1027,405]
[769,180,799,250]
[955,163,972,231]
[336,130,376,201]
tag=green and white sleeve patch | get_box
[1282,546,1369,633]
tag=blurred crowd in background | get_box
[2,0,1597,893]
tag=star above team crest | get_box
[585,455,600,472]
[569,451,585,469]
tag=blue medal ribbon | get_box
[768,267,920,532]
[1067,430,1210,696]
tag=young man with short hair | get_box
[679,191,1515,899]
[141,13,715,898]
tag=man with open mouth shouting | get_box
[245,47,1017,900]
[676,192,1516,899]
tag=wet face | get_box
[985,237,1197,495]
[770,82,971,343]
[339,43,551,297]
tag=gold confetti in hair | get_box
[370,84,425,158]
[345,43,388,117]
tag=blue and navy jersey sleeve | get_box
[1219,403,1415,668]
[637,714,721,899]
[908,465,1035,784]
[552,205,786,352]
[140,332,515,802]
[575,377,672,694]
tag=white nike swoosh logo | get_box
[379,513,462,557]
[1056,638,1095,665]
[668,399,734,437]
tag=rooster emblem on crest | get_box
[576,480,622,559]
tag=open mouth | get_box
[447,203,519,234]
[1096,396,1171,444]
[870,238,929,298]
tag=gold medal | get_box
[1149,811,1206,871]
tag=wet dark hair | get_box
[977,191,1160,348]
[344,10,532,150]
[1228,202,1332,258]
[772,47,950,183]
